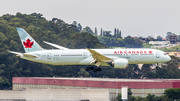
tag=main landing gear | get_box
[86,65,101,72]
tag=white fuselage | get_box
[20,48,171,66]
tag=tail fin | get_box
[16,28,44,53]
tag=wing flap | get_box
[86,48,112,63]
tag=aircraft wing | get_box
[43,41,70,50]
[9,51,39,58]
[86,48,112,63]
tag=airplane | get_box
[9,28,171,72]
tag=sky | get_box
[0,0,180,38]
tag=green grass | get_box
[160,45,180,52]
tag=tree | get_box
[124,36,134,48]
[167,32,172,35]
[154,68,169,78]
[115,30,122,38]
[83,26,94,35]
[147,36,155,42]
[132,64,141,78]
[134,38,143,48]
[141,64,151,78]
[124,36,142,48]
[119,30,122,37]
[164,88,180,100]
[77,23,82,31]
[177,35,180,42]
[166,32,173,39]
[52,18,58,22]
[114,28,116,35]
[100,28,103,36]
[116,93,122,101]
[116,88,132,101]
[128,88,132,96]
[117,28,119,34]
[157,36,162,41]
[103,31,112,37]
[164,56,180,74]
[95,27,97,35]
[31,13,43,19]
[78,68,90,77]
[72,21,77,26]
[103,30,105,36]
[0,77,10,89]
[146,94,156,101]
[125,65,134,78]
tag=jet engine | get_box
[110,58,128,68]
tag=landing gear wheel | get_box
[86,66,101,72]
[86,65,91,71]
[90,66,94,70]
[86,67,90,71]
[97,68,101,71]
[156,66,160,69]
[93,69,98,72]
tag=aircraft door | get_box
[126,54,130,58]
[47,53,51,59]
[83,52,87,59]
[156,52,160,58]
[58,55,61,61]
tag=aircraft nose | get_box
[164,55,171,62]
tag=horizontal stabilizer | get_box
[23,53,39,58]
[43,41,70,50]
[8,51,39,58]
[9,51,22,55]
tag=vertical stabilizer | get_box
[16,28,44,53]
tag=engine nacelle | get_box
[111,58,128,68]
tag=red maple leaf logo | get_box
[149,51,153,54]
[23,39,34,48]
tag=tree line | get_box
[117,88,180,101]
[71,21,142,48]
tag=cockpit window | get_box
[164,53,167,55]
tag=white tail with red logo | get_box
[16,28,44,53]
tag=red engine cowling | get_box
[111,58,128,68]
